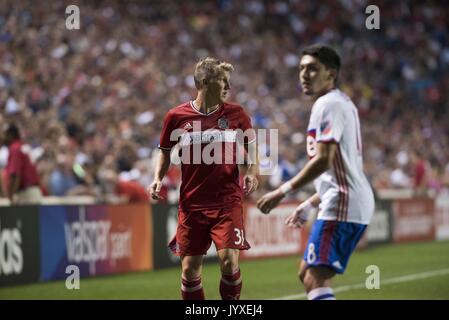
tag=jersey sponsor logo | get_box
[179,130,237,145]
[167,120,276,173]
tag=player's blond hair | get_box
[193,57,234,89]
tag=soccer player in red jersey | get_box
[148,57,259,300]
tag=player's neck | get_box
[193,93,220,114]
[313,85,336,101]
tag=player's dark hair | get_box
[5,123,20,139]
[301,44,341,82]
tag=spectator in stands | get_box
[2,123,43,204]
[99,169,149,204]
[48,153,97,196]
[1,0,448,200]
[412,151,428,196]
[49,154,78,196]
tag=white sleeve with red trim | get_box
[315,100,345,143]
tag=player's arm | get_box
[257,142,336,214]
[147,149,171,200]
[238,108,259,195]
[148,109,177,200]
[285,192,320,228]
[241,141,259,195]
[306,192,321,207]
[242,142,259,174]
[284,141,336,192]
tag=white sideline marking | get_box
[270,268,449,300]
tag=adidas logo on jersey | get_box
[183,122,193,130]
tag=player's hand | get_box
[147,180,164,200]
[285,200,313,228]
[243,174,259,195]
[257,189,284,214]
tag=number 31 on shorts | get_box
[234,228,245,246]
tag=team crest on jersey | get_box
[218,117,229,129]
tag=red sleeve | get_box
[7,148,22,176]
[239,109,256,144]
[158,111,178,150]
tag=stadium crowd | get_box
[0,0,448,203]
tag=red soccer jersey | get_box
[6,140,40,191]
[159,101,255,210]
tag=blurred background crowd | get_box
[1,0,448,203]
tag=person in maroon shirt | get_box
[3,123,42,204]
[148,57,259,300]
[99,169,149,204]
[115,180,149,203]
[412,150,428,196]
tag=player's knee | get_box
[303,267,333,292]
[182,264,201,280]
[220,258,233,273]
[302,269,324,292]
[220,256,238,274]
[298,261,308,284]
[302,271,315,292]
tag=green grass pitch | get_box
[1,241,448,300]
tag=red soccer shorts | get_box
[169,206,251,256]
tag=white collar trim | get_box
[190,101,221,116]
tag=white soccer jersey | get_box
[306,89,374,224]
